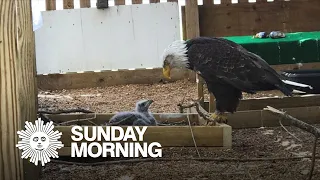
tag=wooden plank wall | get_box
[182,0,320,37]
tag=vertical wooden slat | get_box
[209,95,215,113]
[203,0,213,5]
[1,0,37,179]
[96,0,109,8]
[221,0,231,4]
[181,7,187,40]
[46,0,56,10]
[15,0,40,178]
[132,0,143,4]
[115,0,126,5]
[80,0,91,8]
[63,0,74,9]
[0,1,23,179]
[150,0,160,3]
[185,0,204,107]
[167,0,178,2]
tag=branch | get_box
[264,106,320,137]
[264,106,319,180]
[178,98,217,125]
[309,137,318,180]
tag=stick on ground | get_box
[264,106,319,180]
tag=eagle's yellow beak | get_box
[162,65,171,79]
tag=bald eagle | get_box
[161,37,313,123]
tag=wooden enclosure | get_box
[47,113,232,156]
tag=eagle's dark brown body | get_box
[184,37,293,113]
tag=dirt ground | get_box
[38,80,319,180]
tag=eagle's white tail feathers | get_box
[292,89,307,94]
[282,80,313,89]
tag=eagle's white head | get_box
[161,40,189,79]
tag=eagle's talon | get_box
[210,112,228,124]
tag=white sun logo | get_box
[16,118,64,166]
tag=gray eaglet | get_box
[108,99,158,126]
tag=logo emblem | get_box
[16,118,64,166]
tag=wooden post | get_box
[0,0,38,179]
[185,0,205,107]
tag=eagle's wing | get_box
[186,37,283,93]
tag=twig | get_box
[58,114,97,126]
[178,98,216,125]
[51,156,320,166]
[309,137,318,180]
[264,106,320,137]
[279,119,302,142]
[38,108,94,114]
[187,114,201,157]
[178,93,187,113]
[264,106,320,180]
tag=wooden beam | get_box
[0,1,23,179]
[185,0,200,38]
[185,0,203,107]
[80,0,91,8]
[55,125,231,154]
[37,68,195,90]
[63,0,74,9]
[205,94,320,112]
[1,0,37,179]
[36,61,320,91]
[46,0,56,10]
[15,0,40,179]
[46,113,200,125]
[209,94,215,113]
[197,106,320,128]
